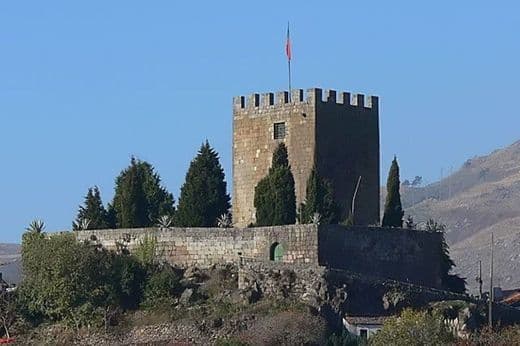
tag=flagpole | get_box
[286,22,292,102]
[288,58,292,102]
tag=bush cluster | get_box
[18,230,181,329]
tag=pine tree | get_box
[111,157,175,228]
[175,141,231,227]
[73,186,109,230]
[301,165,338,224]
[254,143,296,226]
[382,156,404,227]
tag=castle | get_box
[74,86,446,290]
[232,88,380,227]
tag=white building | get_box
[343,316,389,339]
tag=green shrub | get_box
[369,309,455,346]
[326,329,365,346]
[20,231,114,327]
[111,254,146,310]
[134,234,158,268]
[459,325,520,346]
[142,265,181,309]
[19,230,147,329]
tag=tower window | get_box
[273,122,286,139]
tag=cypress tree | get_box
[301,165,338,224]
[140,161,175,223]
[254,177,274,226]
[254,143,296,226]
[382,156,404,227]
[73,186,109,230]
[111,157,175,228]
[175,141,231,227]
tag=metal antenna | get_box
[489,232,494,328]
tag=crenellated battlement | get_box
[232,86,380,228]
[233,88,378,111]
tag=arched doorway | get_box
[269,242,284,262]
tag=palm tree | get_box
[25,219,45,233]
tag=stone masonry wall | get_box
[318,225,444,288]
[232,89,316,227]
[76,224,443,288]
[315,90,380,225]
[75,225,319,267]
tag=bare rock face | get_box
[241,282,261,304]
[382,289,412,312]
[329,285,349,314]
[179,288,194,305]
[238,262,328,303]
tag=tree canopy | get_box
[73,186,109,230]
[175,141,231,227]
[254,143,296,226]
[382,156,404,227]
[110,157,175,228]
[300,165,338,224]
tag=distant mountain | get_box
[390,140,520,293]
[0,243,21,284]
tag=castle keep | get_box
[232,88,380,227]
[73,86,449,289]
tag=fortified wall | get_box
[76,225,443,288]
[319,225,444,288]
[77,225,319,267]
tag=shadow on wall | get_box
[317,225,444,288]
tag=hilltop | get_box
[392,140,520,292]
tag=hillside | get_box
[392,140,520,292]
[0,243,21,284]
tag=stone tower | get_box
[232,88,379,227]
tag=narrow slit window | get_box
[273,122,286,139]
[359,329,368,339]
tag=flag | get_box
[285,23,292,61]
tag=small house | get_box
[343,315,389,340]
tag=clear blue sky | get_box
[1,1,519,243]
